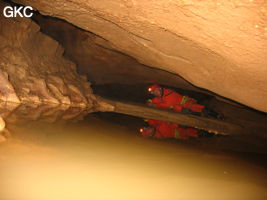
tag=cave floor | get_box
[0,112,267,200]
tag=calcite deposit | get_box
[0,2,97,108]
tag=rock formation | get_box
[0,116,5,131]
[33,15,202,93]
[15,0,267,112]
[0,2,97,108]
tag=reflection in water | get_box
[0,103,267,200]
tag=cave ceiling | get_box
[14,0,267,112]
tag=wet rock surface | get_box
[0,2,97,108]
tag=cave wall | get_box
[15,0,267,112]
[0,2,97,108]
[33,14,203,93]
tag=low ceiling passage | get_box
[33,14,202,93]
[0,1,267,139]
[32,13,267,137]
[1,3,267,199]
[15,0,267,112]
[33,13,220,103]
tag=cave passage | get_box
[0,2,266,155]
[30,12,267,138]
[1,1,267,199]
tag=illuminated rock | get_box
[0,2,97,108]
[0,116,5,132]
[15,0,267,112]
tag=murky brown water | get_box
[0,111,267,200]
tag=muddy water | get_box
[0,114,267,200]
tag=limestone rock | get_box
[0,116,5,132]
[16,0,267,112]
[0,116,7,142]
[0,2,96,108]
[0,71,20,103]
[33,15,202,93]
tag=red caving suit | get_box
[147,120,198,140]
[151,88,205,113]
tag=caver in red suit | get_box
[147,84,205,113]
[140,119,199,140]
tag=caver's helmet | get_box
[147,84,160,94]
[139,127,155,137]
